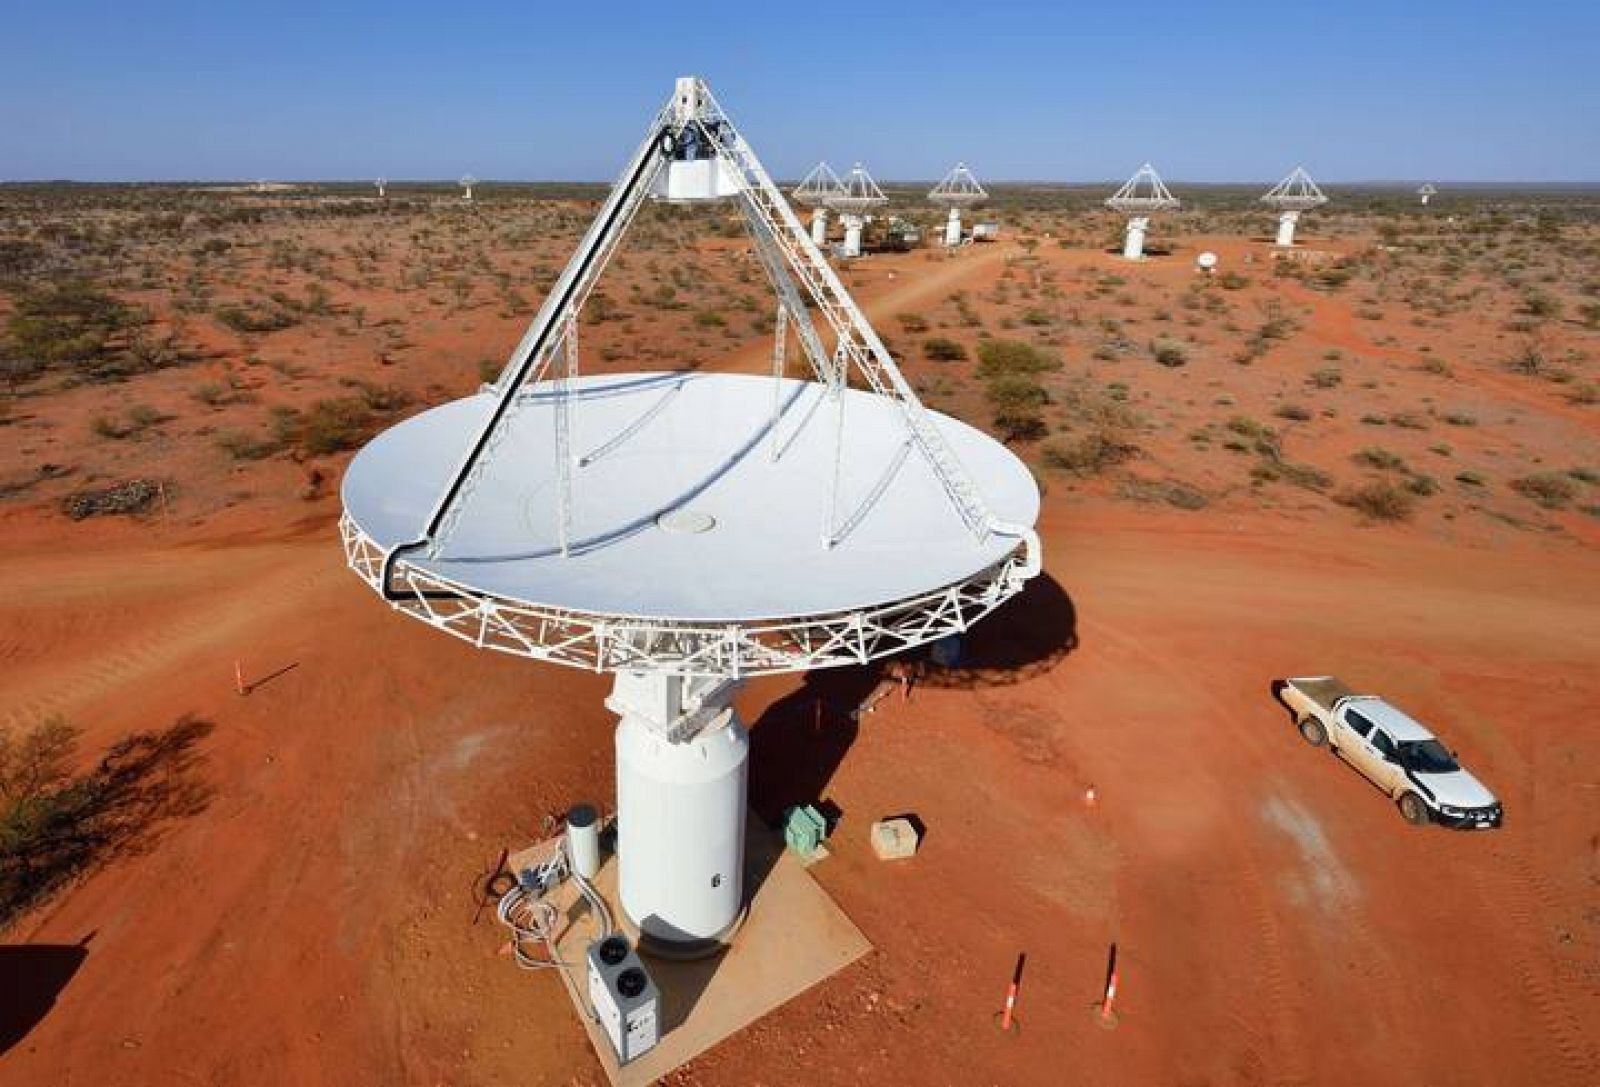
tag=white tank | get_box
[842,215,864,258]
[615,708,748,948]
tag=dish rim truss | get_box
[793,161,845,205]
[1261,165,1328,211]
[1105,162,1180,212]
[343,512,1038,677]
[823,162,889,214]
[929,162,988,207]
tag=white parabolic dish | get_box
[344,372,1039,626]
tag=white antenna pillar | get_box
[841,215,864,258]
[1122,217,1149,259]
[929,163,987,249]
[1275,209,1301,247]
[810,207,828,245]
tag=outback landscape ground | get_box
[2,181,1597,1085]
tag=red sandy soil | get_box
[2,206,1598,1085]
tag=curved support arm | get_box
[989,522,1042,582]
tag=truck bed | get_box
[1272,675,1357,715]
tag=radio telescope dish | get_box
[375,177,388,198]
[1106,163,1179,260]
[823,163,888,258]
[929,162,988,247]
[1196,251,1218,272]
[459,174,476,201]
[1261,166,1327,248]
[341,76,1040,960]
[1417,182,1437,206]
[793,162,845,246]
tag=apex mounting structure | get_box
[1417,182,1437,207]
[792,162,845,246]
[1105,162,1180,260]
[1260,166,1328,248]
[928,162,988,248]
[824,162,888,258]
[340,76,1041,959]
[460,174,477,202]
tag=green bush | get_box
[976,338,1060,379]
[3,280,147,383]
[1042,431,1137,475]
[1336,480,1416,522]
[1151,339,1188,368]
[1510,472,1577,509]
[923,337,967,362]
[985,376,1049,412]
[1353,447,1407,471]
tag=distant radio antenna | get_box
[792,162,845,246]
[460,174,477,202]
[1260,166,1327,248]
[376,177,388,199]
[928,162,988,248]
[1105,163,1179,260]
[1417,182,1437,207]
[823,162,887,259]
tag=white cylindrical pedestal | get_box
[943,207,962,247]
[566,803,601,879]
[842,215,864,257]
[1275,209,1300,247]
[1420,194,1431,206]
[615,707,748,953]
[1122,216,1149,260]
[811,208,828,245]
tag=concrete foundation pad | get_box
[510,814,870,1086]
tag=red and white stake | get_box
[1098,942,1120,1028]
[234,659,248,696]
[999,952,1026,1032]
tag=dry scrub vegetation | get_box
[0,181,1596,536]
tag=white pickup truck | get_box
[1272,676,1502,829]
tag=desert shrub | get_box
[1150,338,1188,368]
[1042,430,1137,475]
[1455,470,1486,487]
[1510,472,1577,509]
[1226,416,1280,457]
[924,337,967,362]
[1353,447,1407,471]
[90,404,164,440]
[273,397,375,456]
[1020,308,1053,327]
[215,429,281,461]
[985,376,1049,412]
[1,715,214,927]
[1309,367,1343,389]
[61,479,163,520]
[1406,474,1439,496]
[1522,290,1563,319]
[1219,272,1249,291]
[897,313,929,333]
[1336,480,1416,522]
[693,309,725,328]
[993,410,1048,443]
[1274,404,1312,422]
[976,338,1060,379]
[214,302,298,334]
[1440,410,1477,427]
[3,280,147,383]
[1506,344,1546,376]
[1119,478,1208,509]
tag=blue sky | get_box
[1,1,1595,182]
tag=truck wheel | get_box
[1398,792,1430,826]
[1296,715,1327,748]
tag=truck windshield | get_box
[1400,739,1459,774]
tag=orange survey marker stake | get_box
[1097,942,1120,1028]
[234,659,248,696]
[1084,784,1098,809]
[997,951,1026,1033]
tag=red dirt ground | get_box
[2,206,1598,1086]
